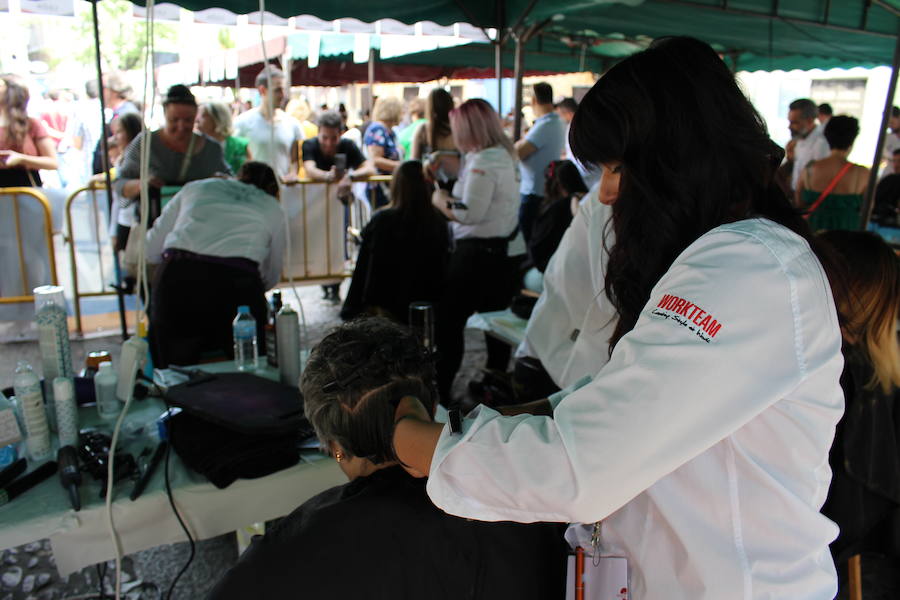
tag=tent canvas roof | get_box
[133,0,899,72]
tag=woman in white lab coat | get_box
[391,37,845,600]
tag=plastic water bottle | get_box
[0,391,21,468]
[14,361,51,461]
[95,362,120,421]
[233,305,258,372]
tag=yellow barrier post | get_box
[0,187,58,305]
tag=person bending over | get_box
[207,317,567,600]
[146,161,285,367]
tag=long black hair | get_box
[570,36,813,350]
[389,160,443,227]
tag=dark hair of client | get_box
[300,317,436,464]
[570,36,815,352]
[546,160,588,201]
[823,115,859,151]
[390,160,439,224]
[236,161,279,198]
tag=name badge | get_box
[566,548,629,600]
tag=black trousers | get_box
[435,239,518,406]
[149,257,268,368]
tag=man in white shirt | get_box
[788,98,830,192]
[234,68,303,181]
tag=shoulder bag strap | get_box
[176,133,197,183]
[804,162,853,219]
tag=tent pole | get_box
[91,0,127,340]
[495,0,505,114]
[495,40,503,113]
[513,33,524,141]
[859,25,900,230]
[368,47,375,114]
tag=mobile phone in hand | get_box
[334,153,347,179]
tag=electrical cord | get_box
[163,411,195,600]
[103,0,157,597]
[96,562,106,599]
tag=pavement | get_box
[0,282,490,600]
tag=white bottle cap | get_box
[33,285,66,312]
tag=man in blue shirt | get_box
[516,82,566,243]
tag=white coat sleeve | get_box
[426,227,836,524]
[519,199,597,383]
[451,157,496,225]
[144,190,183,264]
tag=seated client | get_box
[207,317,567,599]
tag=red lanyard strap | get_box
[804,162,853,219]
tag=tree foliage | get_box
[77,0,177,72]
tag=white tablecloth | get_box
[0,363,344,576]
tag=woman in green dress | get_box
[795,115,868,231]
[197,101,251,175]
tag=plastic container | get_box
[0,391,20,468]
[34,285,72,432]
[14,361,51,461]
[53,377,79,447]
[266,291,283,368]
[409,302,436,353]
[94,362,120,421]
[81,351,112,378]
[233,306,258,372]
[276,305,301,387]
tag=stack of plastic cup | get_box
[53,377,78,447]
[34,285,73,432]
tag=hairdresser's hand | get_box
[0,150,25,168]
[431,188,450,208]
[393,395,434,478]
[281,172,298,184]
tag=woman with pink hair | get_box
[431,98,521,406]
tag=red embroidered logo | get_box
[651,294,723,343]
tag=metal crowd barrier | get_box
[0,187,58,305]
[59,175,393,333]
[65,182,118,336]
[279,174,390,283]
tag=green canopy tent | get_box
[207,33,631,86]
[120,0,900,226]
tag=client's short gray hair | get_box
[300,318,435,463]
